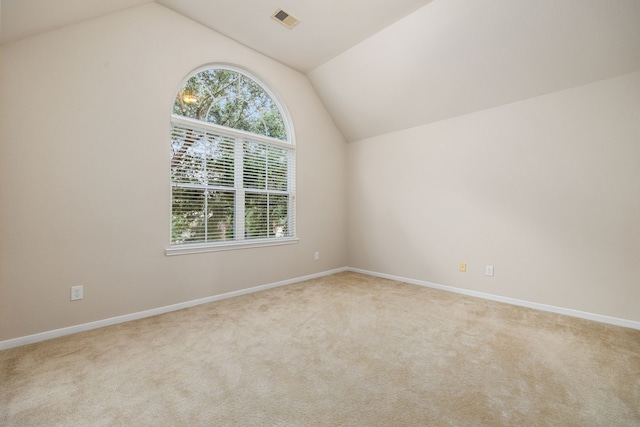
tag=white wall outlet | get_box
[314,251,320,261]
[485,265,494,277]
[71,285,83,301]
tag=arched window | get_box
[167,66,296,254]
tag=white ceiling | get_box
[0,0,152,45]
[2,0,639,143]
[309,0,640,141]
[155,0,432,73]
[0,0,432,73]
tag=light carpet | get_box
[1,272,639,426]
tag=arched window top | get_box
[173,67,288,142]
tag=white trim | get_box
[347,267,640,331]
[166,237,299,256]
[4,266,637,350]
[0,267,347,350]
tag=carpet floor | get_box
[1,272,639,426]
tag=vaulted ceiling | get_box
[0,0,432,72]
[2,0,639,142]
[309,0,640,141]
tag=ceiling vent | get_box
[272,9,300,29]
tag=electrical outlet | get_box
[71,285,83,301]
[459,262,466,273]
[314,251,320,261]
[485,265,494,277]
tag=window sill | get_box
[165,237,299,256]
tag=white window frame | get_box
[166,66,297,256]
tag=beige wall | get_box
[0,4,347,341]
[347,72,640,322]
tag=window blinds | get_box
[170,118,295,246]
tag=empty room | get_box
[1,0,639,425]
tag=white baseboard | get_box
[3,265,637,350]
[347,267,640,331]
[0,267,348,351]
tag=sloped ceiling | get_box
[0,0,152,44]
[0,0,432,72]
[1,0,639,143]
[154,0,433,72]
[309,0,640,142]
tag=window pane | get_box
[244,193,289,239]
[244,141,267,190]
[171,125,234,187]
[267,146,288,191]
[172,188,236,244]
[245,193,268,238]
[171,127,206,185]
[206,191,235,241]
[172,187,205,244]
[203,134,235,187]
[269,194,289,237]
[173,69,287,141]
